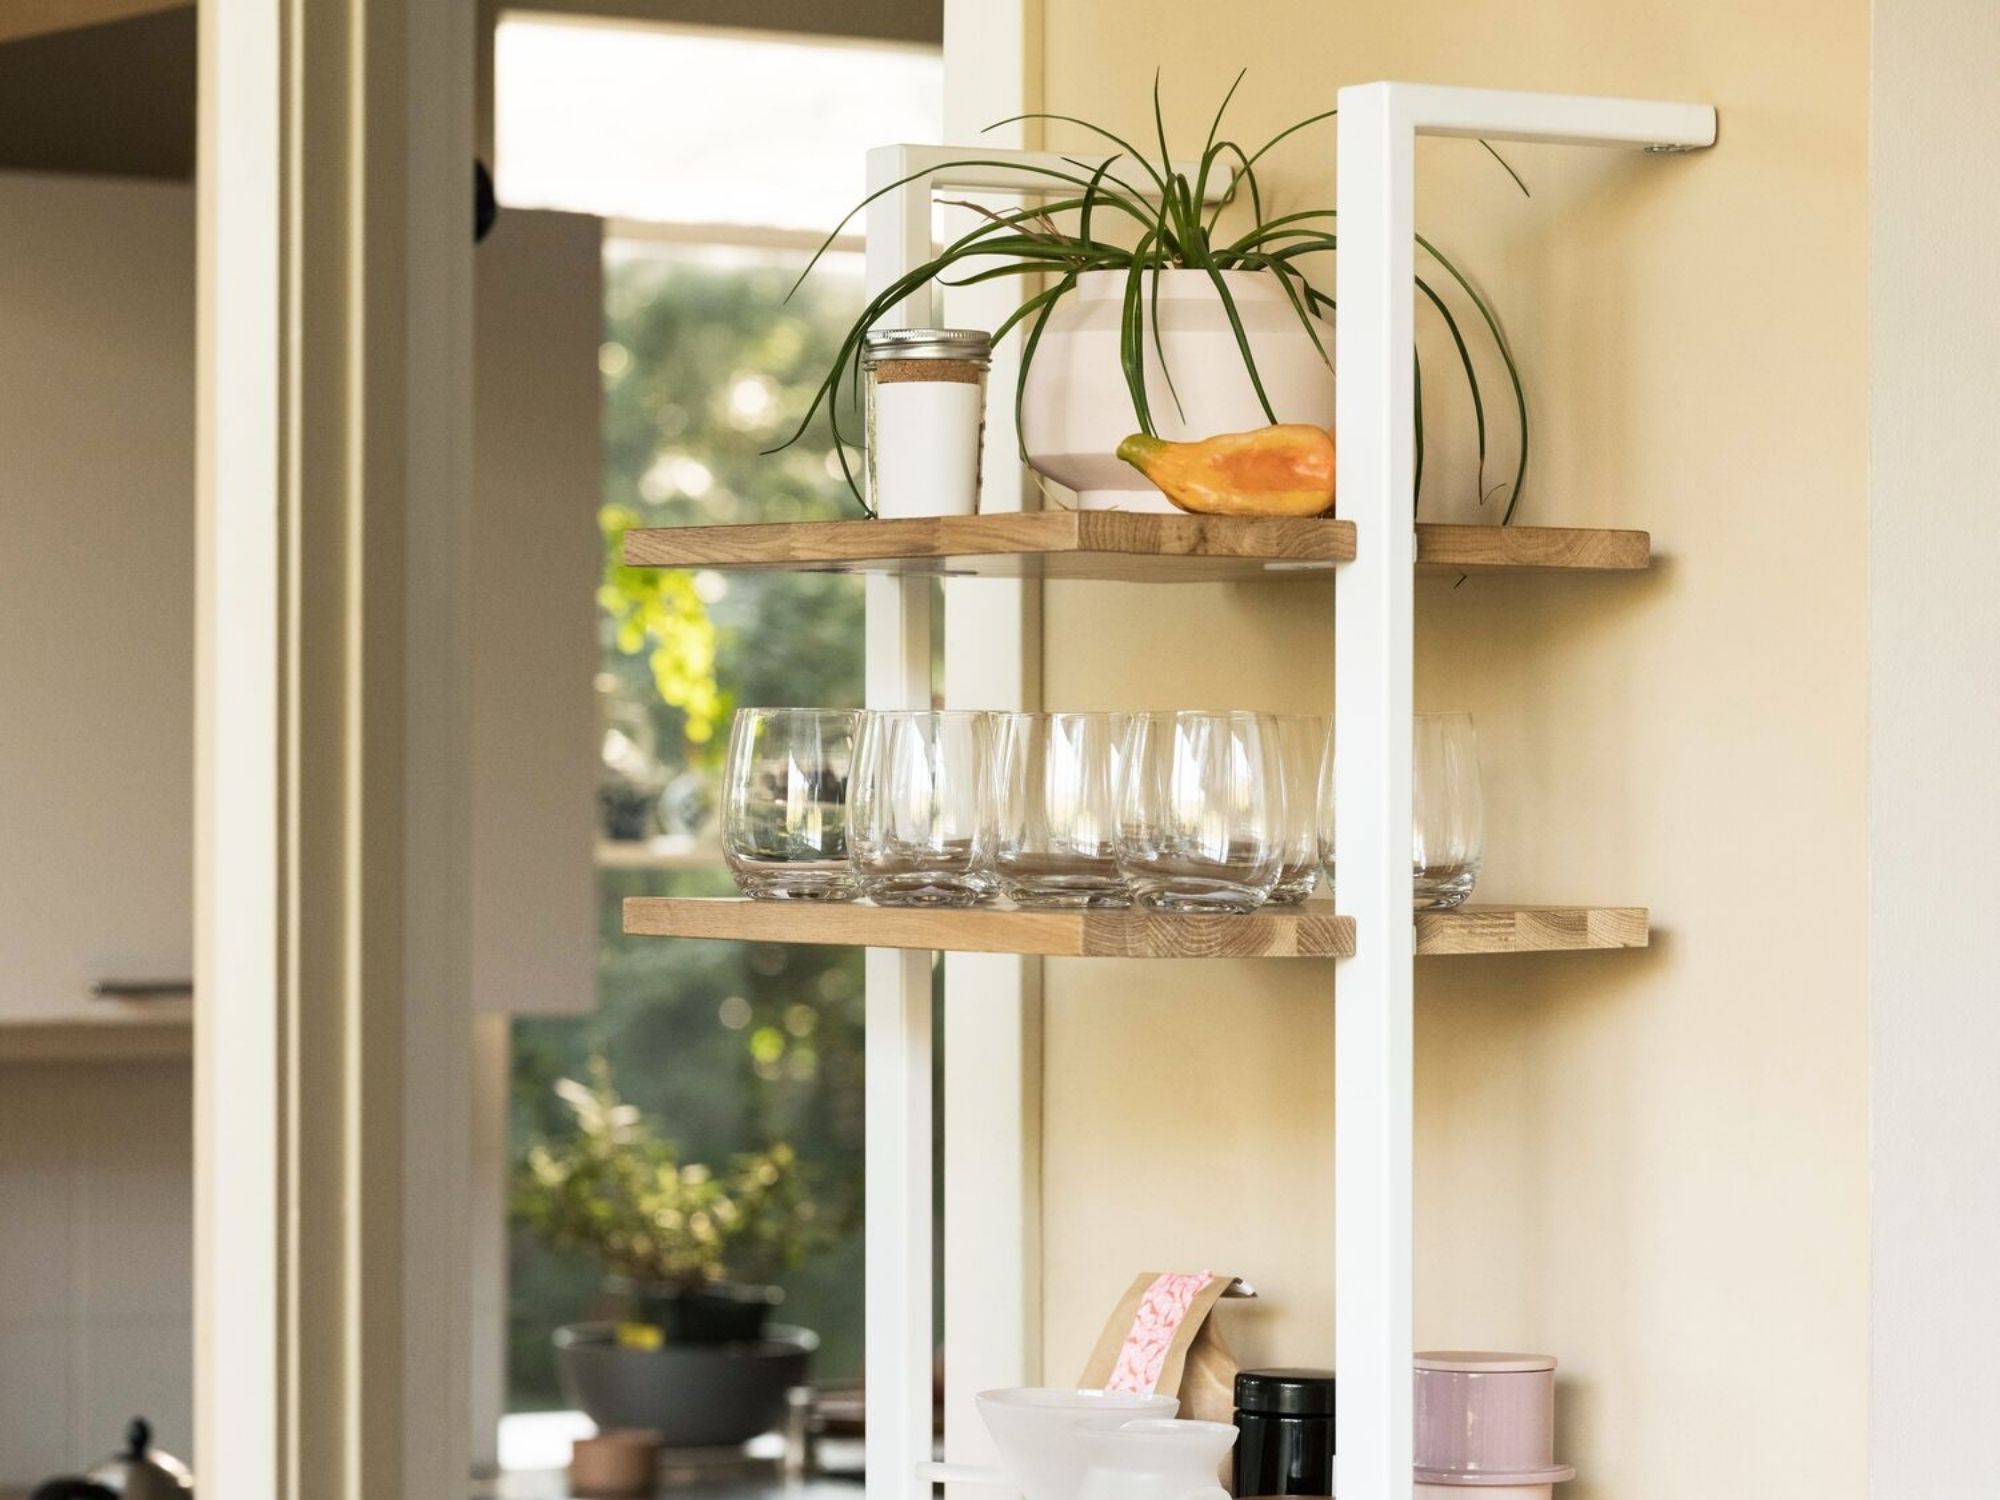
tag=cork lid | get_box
[1414,1351,1557,1373]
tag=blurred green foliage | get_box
[516,1056,826,1288]
[510,247,869,1410]
[595,249,867,769]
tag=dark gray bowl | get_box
[553,1321,817,1449]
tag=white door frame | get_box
[195,4,475,1497]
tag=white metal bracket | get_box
[1333,83,1713,1500]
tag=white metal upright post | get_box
[1333,80,1420,1500]
[938,13,1051,1475]
[1332,84,1714,1500]
[863,147,941,1500]
[860,143,1231,1500]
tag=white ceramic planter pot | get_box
[1018,268,1335,513]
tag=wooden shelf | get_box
[1413,523,1650,573]
[624,511,1354,581]
[1414,904,1649,954]
[622,898,1648,958]
[621,513,1649,582]
[625,895,1354,957]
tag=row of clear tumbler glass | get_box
[724,708,1484,914]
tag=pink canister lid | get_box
[1414,1352,1557,1374]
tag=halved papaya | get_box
[1116,424,1336,517]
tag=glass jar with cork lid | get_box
[861,327,991,518]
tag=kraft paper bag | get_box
[1078,1271,1243,1428]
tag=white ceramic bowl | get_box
[976,1387,1180,1500]
[1076,1418,1237,1500]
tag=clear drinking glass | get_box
[991,712,1131,908]
[1116,711,1283,912]
[1319,711,1485,910]
[849,710,995,907]
[1267,714,1330,904]
[721,708,860,901]
[1413,711,1484,908]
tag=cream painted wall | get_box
[1868,0,2000,1491]
[1030,5,1870,1495]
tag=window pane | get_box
[510,243,871,1414]
[496,17,942,233]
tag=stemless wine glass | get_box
[1116,711,1283,912]
[1412,711,1484,908]
[1267,714,1330,903]
[991,712,1131,908]
[1319,711,1485,909]
[849,710,995,907]
[721,708,860,901]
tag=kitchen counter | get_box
[482,1473,862,1500]
[476,1433,866,1500]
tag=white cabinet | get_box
[0,172,602,1027]
[0,173,195,1029]
[470,208,602,1016]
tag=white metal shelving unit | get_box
[851,85,1716,1500]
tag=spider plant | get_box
[775,73,1529,521]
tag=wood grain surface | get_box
[622,514,1647,579]
[1415,904,1650,954]
[624,898,1649,958]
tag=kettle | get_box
[31,1418,192,1500]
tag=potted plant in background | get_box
[515,1060,825,1448]
[781,73,1529,519]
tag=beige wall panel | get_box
[1869,0,2000,1488]
[1034,5,1869,1495]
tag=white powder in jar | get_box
[865,358,986,518]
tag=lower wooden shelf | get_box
[1414,904,1649,954]
[622,898,1648,959]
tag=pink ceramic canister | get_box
[1415,1485,1554,1500]
[1412,1351,1575,1486]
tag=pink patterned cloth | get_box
[1106,1271,1215,1393]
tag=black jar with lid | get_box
[1233,1368,1336,1496]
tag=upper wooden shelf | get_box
[620,514,1649,582]
[623,897,1648,959]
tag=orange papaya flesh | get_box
[1115,424,1336,517]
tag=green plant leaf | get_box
[1151,71,1185,248]
[1414,341,1425,508]
[1415,273,1488,498]
[1417,232,1529,520]
[1233,106,1340,178]
[780,83,1534,524]
[1119,245,1157,435]
[984,112,1172,199]
[1204,142,1263,239]
[1192,254,1277,424]
[1195,71,1248,211]
[1236,252,1331,373]
[1013,270,1081,461]
[1077,153,1118,251]
[785,154,1154,303]
[1480,140,1531,197]
[1146,242,1186,424]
